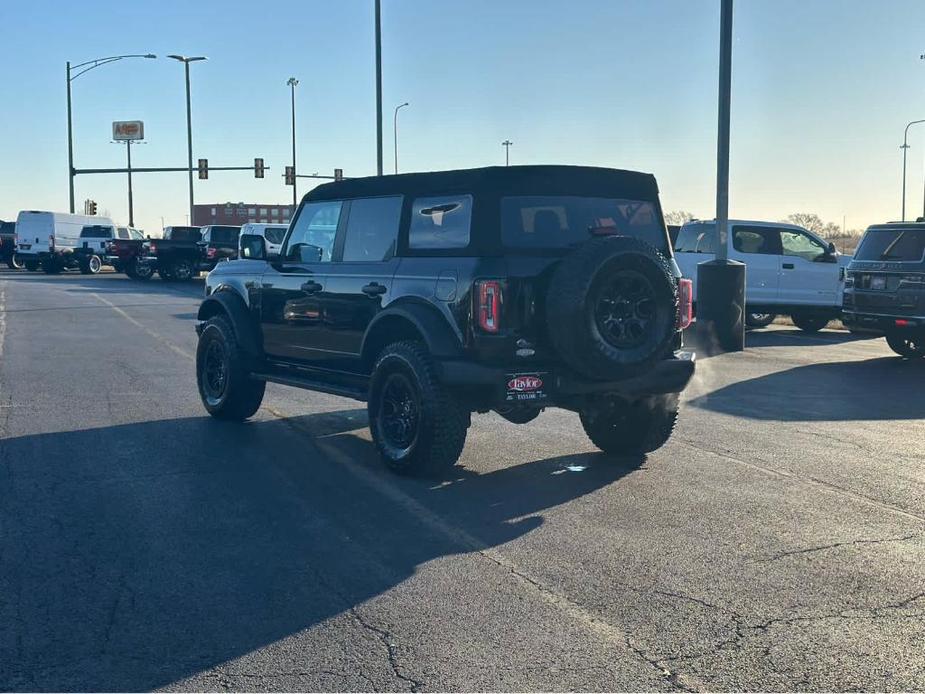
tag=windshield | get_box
[855,227,925,262]
[80,226,112,238]
[501,196,668,252]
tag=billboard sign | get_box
[112,120,144,141]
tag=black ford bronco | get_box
[195,165,695,475]
[842,221,925,358]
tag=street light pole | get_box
[375,0,384,176]
[168,55,207,225]
[288,77,299,206]
[65,53,156,213]
[901,119,925,221]
[502,140,513,166]
[393,102,408,174]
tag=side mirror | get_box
[826,241,837,255]
[239,234,267,260]
[288,242,324,263]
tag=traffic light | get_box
[254,158,265,179]
[284,166,295,186]
[89,200,98,215]
[334,168,343,181]
[198,158,208,180]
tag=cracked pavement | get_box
[1,271,924,691]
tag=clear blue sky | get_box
[1,0,924,235]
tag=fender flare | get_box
[197,289,263,361]
[361,302,464,367]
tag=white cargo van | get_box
[15,211,114,273]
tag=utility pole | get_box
[287,77,299,206]
[168,55,207,225]
[502,140,513,166]
[375,0,384,176]
[696,0,745,353]
[900,119,925,221]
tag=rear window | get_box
[675,223,716,253]
[209,226,240,244]
[0,222,14,236]
[502,196,668,252]
[264,226,287,244]
[167,227,201,242]
[80,225,113,238]
[855,227,925,262]
[409,195,472,250]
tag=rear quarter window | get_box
[408,195,472,250]
[674,224,716,253]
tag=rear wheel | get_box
[580,394,680,456]
[79,255,102,275]
[791,314,829,333]
[368,341,469,477]
[745,312,776,328]
[8,254,24,270]
[885,332,925,358]
[196,315,266,420]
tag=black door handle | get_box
[362,282,387,296]
[783,263,795,269]
[301,280,322,294]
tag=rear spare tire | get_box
[546,236,677,380]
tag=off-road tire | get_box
[580,394,680,456]
[791,314,829,333]
[546,236,677,381]
[196,315,266,420]
[886,332,925,358]
[368,340,470,477]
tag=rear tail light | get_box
[476,279,503,334]
[148,242,157,254]
[206,247,217,259]
[677,278,693,330]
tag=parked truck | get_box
[674,219,851,332]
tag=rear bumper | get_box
[438,351,696,405]
[842,310,925,334]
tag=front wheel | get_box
[886,332,925,358]
[171,259,195,281]
[791,314,829,333]
[8,254,24,270]
[580,394,680,456]
[132,260,153,280]
[79,255,102,275]
[196,315,266,420]
[368,341,470,477]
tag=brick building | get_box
[192,202,294,227]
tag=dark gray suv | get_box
[842,221,925,357]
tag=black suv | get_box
[842,221,925,358]
[195,165,695,475]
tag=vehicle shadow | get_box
[0,410,641,690]
[688,356,925,421]
[744,327,873,347]
[0,271,205,299]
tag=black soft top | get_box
[305,165,660,203]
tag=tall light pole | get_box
[697,0,745,353]
[393,102,408,174]
[287,77,299,206]
[66,54,156,213]
[375,0,384,176]
[901,119,925,221]
[168,55,207,226]
[502,140,513,166]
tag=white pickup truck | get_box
[674,219,852,332]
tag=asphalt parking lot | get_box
[0,269,923,692]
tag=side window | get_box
[674,224,716,253]
[285,201,342,262]
[117,227,129,239]
[780,229,826,261]
[732,226,781,255]
[264,227,287,244]
[341,196,403,262]
[409,195,472,250]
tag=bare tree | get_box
[664,210,695,226]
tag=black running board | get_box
[251,371,368,402]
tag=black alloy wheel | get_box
[593,270,657,350]
[201,339,229,406]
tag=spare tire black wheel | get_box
[546,236,677,381]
